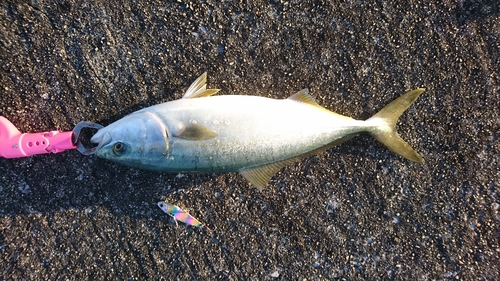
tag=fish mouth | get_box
[90,131,112,150]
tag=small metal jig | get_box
[158,201,212,232]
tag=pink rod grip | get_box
[0,116,76,158]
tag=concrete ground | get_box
[1,0,498,279]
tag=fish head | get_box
[90,112,169,169]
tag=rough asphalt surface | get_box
[1,0,499,280]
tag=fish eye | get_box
[112,142,126,156]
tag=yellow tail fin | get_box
[368,88,425,162]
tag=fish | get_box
[90,73,424,188]
[157,201,209,231]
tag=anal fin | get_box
[239,135,357,189]
[239,162,289,190]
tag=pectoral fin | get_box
[175,124,217,140]
[183,72,220,99]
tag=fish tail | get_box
[367,88,425,162]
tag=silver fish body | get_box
[91,73,424,188]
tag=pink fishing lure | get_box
[157,201,208,230]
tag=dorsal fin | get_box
[288,89,346,116]
[288,88,318,104]
[182,72,220,99]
